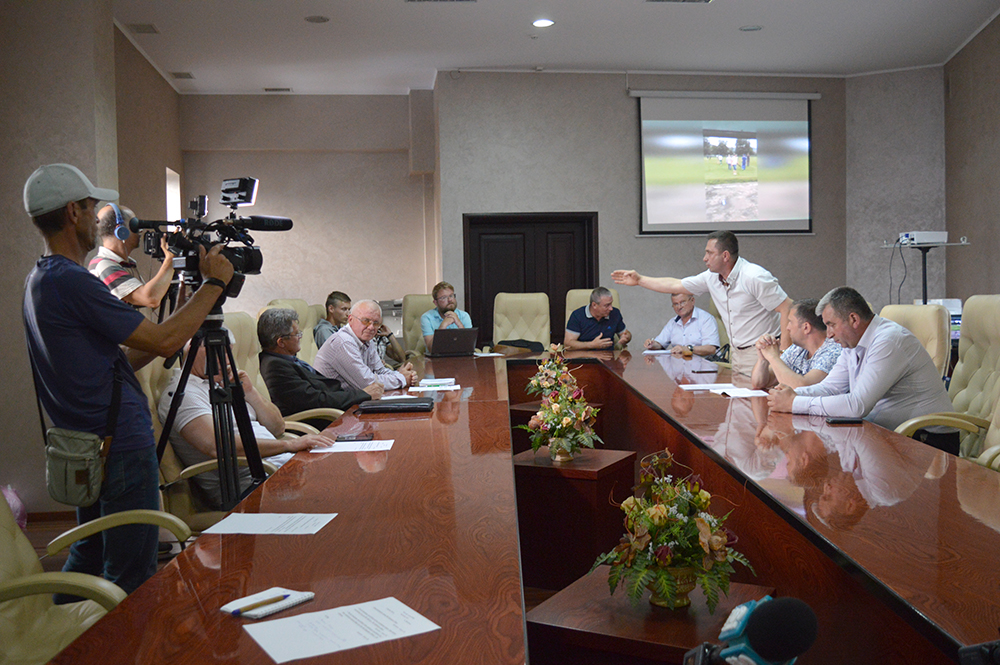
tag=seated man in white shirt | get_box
[751,298,841,389]
[158,337,335,510]
[314,299,418,391]
[644,293,720,357]
[768,286,952,432]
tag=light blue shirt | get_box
[653,307,720,350]
[421,308,473,337]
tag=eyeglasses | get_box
[357,316,382,329]
[281,331,304,340]
[435,293,457,303]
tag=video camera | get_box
[135,177,291,299]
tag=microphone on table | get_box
[682,596,818,665]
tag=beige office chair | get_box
[493,292,550,348]
[705,298,730,348]
[402,294,435,357]
[564,288,620,324]
[895,295,1000,460]
[259,298,324,365]
[0,496,189,665]
[879,304,951,379]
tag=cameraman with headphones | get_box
[89,203,176,309]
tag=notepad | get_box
[222,587,315,619]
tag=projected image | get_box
[703,133,759,222]
[640,109,811,234]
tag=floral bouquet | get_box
[518,344,602,461]
[591,449,752,612]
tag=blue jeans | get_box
[55,445,160,602]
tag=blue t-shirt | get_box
[24,255,153,452]
[420,308,473,337]
[566,306,626,342]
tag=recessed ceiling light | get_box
[171,72,195,80]
[533,18,555,28]
[739,25,763,32]
[304,16,330,24]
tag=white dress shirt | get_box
[792,316,953,430]
[313,324,406,390]
[681,257,787,349]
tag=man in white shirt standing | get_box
[613,230,792,375]
[767,286,952,432]
[644,293,720,357]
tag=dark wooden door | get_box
[463,213,598,347]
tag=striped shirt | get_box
[88,246,143,300]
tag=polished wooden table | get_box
[507,351,1000,664]
[55,352,1000,664]
[53,356,525,665]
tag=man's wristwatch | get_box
[203,277,227,290]
[687,345,694,353]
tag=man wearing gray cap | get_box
[22,163,234,599]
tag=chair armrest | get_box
[976,445,1000,470]
[895,413,989,437]
[46,509,191,557]
[284,408,344,424]
[0,572,127,610]
[174,457,277,483]
[284,421,320,436]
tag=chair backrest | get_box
[879,304,951,379]
[947,295,1000,457]
[493,292,550,348]
[564,288,620,324]
[0,498,109,660]
[402,294,435,356]
[705,298,730,348]
[259,298,324,365]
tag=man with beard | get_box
[22,163,233,598]
[421,281,472,353]
[315,299,418,390]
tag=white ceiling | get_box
[114,0,1000,95]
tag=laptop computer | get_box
[427,327,479,357]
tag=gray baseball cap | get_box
[23,163,118,217]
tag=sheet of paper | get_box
[408,385,462,392]
[474,352,504,357]
[710,388,769,398]
[419,377,455,387]
[309,439,395,453]
[203,513,337,535]
[243,596,440,664]
[642,349,672,355]
[381,394,420,400]
[678,383,737,391]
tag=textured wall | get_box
[179,95,434,316]
[435,71,847,345]
[846,68,947,312]
[0,0,117,511]
[945,16,1000,300]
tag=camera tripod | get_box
[155,309,266,511]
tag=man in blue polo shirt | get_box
[564,286,632,351]
[421,281,473,353]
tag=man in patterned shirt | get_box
[88,203,175,309]
[751,298,841,390]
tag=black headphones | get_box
[109,202,130,241]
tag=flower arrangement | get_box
[518,344,602,461]
[591,449,752,613]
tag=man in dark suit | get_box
[258,308,376,426]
